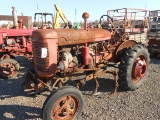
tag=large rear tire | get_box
[118,44,150,90]
[0,58,20,79]
[42,86,84,120]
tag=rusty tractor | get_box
[23,8,150,120]
[0,6,34,79]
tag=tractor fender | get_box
[115,40,138,56]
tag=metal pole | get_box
[36,0,39,22]
[36,0,38,11]
[75,9,77,22]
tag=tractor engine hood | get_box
[32,28,111,45]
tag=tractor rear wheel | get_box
[118,44,150,90]
[42,86,84,120]
[0,58,20,79]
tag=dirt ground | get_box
[0,57,160,120]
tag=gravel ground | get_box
[0,57,160,120]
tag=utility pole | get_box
[145,0,147,10]
[36,0,39,11]
[36,0,39,22]
[75,9,77,22]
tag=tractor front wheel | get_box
[42,86,84,120]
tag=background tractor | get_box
[33,4,70,29]
[23,8,150,120]
[33,12,54,29]
[0,6,34,79]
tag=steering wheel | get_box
[100,15,113,30]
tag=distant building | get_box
[0,15,32,28]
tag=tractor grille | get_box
[33,41,49,71]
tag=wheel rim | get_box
[0,62,17,78]
[52,95,80,120]
[132,55,147,83]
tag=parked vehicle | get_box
[0,6,33,78]
[148,10,160,57]
[24,8,150,120]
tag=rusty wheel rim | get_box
[52,95,80,120]
[132,55,147,83]
[0,62,17,78]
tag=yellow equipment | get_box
[53,4,68,28]
[6,22,11,29]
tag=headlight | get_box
[59,61,65,70]
[2,44,5,48]
[41,47,48,58]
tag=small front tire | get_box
[43,86,84,120]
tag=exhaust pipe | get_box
[12,6,18,29]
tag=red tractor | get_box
[0,7,56,79]
[0,6,33,78]
[24,8,150,120]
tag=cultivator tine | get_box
[110,71,119,96]
[76,81,81,89]
[91,76,100,96]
